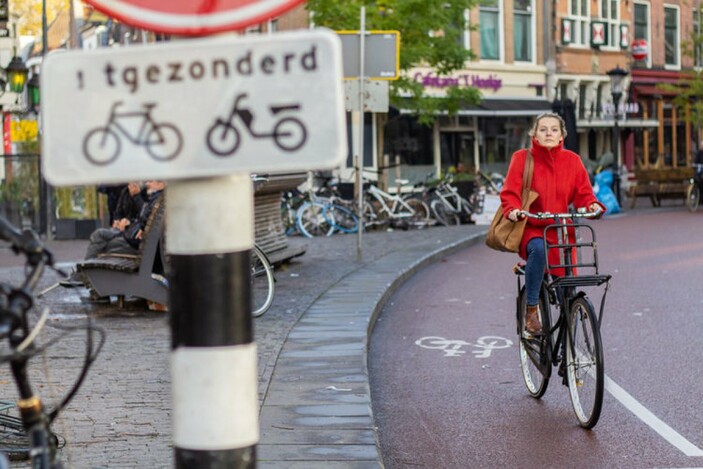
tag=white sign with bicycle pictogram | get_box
[41,29,346,186]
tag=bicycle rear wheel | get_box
[404,198,430,229]
[430,199,460,226]
[327,203,359,233]
[517,286,551,398]
[251,245,275,317]
[565,296,604,429]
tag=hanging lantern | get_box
[27,73,40,107]
[5,56,29,93]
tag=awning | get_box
[631,84,679,98]
[397,98,552,117]
[576,118,660,130]
[456,98,552,116]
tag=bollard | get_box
[167,175,258,468]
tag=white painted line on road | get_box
[605,376,703,457]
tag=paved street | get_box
[0,223,485,467]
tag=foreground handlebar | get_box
[518,209,603,220]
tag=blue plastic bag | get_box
[593,170,620,214]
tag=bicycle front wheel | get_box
[296,202,334,237]
[251,245,275,317]
[566,296,604,429]
[517,286,551,398]
[686,183,700,212]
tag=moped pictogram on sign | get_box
[82,101,183,166]
[206,93,307,157]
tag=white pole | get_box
[356,6,366,261]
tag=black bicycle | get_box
[514,209,611,429]
[0,217,105,467]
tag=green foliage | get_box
[307,0,482,124]
[659,10,703,129]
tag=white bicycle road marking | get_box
[605,376,703,457]
[415,336,513,358]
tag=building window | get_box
[514,0,533,61]
[578,83,588,119]
[694,8,702,68]
[600,0,620,48]
[567,0,589,46]
[664,5,680,68]
[480,0,501,60]
[634,1,651,66]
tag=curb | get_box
[257,229,487,468]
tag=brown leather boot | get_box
[525,304,542,335]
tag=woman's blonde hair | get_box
[529,112,568,139]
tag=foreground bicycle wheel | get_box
[517,288,551,398]
[566,296,604,429]
[251,245,275,317]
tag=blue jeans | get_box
[525,237,546,306]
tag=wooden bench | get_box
[76,197,168,307]
[627,167,694,208]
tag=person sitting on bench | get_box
[62,180,165,287]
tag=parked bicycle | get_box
[429,176,474,226]
[83,101,182,166]
[363,179,431,230]
[292,176,360,238]
[514,209,610,429]
[0,216,105,467]
[207,93,307,157]
[685,164,703,212]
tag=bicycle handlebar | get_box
[518,209,603,220]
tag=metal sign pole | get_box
[356,6,366,262]
[169,175,258,468]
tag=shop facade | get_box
[381,63,550,185]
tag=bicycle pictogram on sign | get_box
[82,101,183,166]
[206,92,307,157]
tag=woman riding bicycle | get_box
[501,112,605,336]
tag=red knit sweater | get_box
[499,138,605,268]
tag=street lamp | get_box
[607,65,628,206]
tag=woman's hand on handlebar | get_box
[507,209,524,222]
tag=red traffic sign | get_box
[83,0,306,35]
[631,39,648,61]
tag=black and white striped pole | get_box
[167,175,258,468]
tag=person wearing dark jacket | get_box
[113,182,145,222]
[500,113,605,335]
[61,181,165,287]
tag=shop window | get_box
[383,116,433,166]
